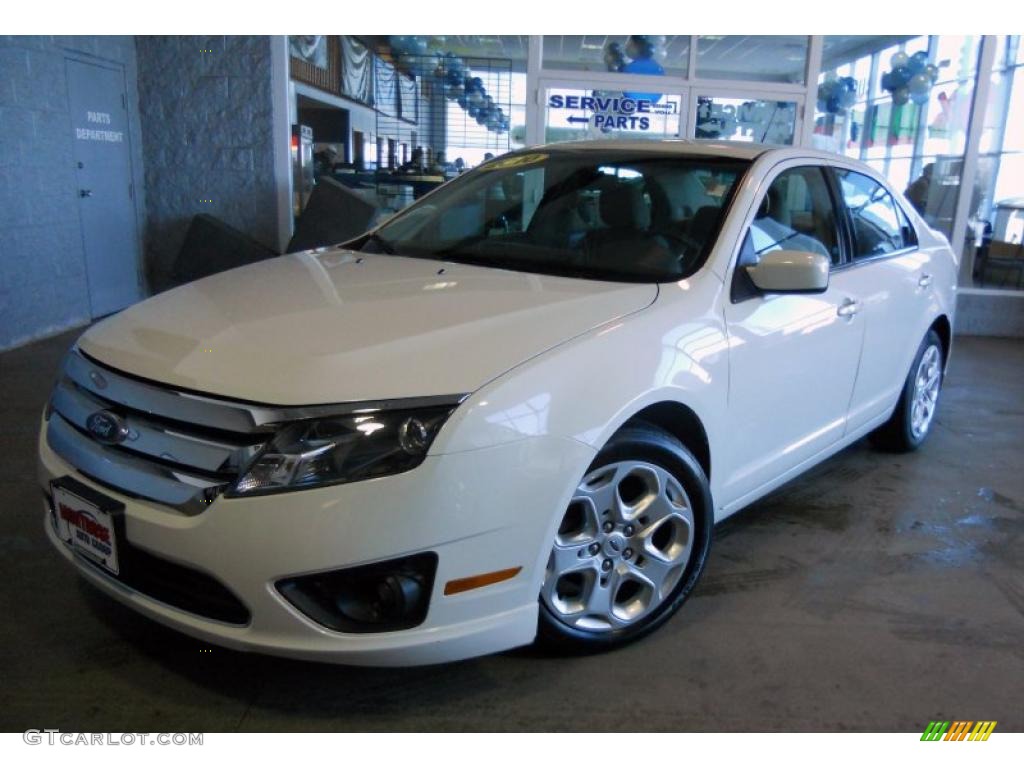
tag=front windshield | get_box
[355,150,749,283]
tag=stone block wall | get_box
[135,36,279,292]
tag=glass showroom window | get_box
[696,36,809,85]
[446,65,528,167]
[695,96,799,145]
[412,36,527,170]
[542,36,690,78]
[814,35,982,239]
[973,36,1024,289]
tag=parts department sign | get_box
[548,92,679,133]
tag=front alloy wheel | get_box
[538,424,713,651]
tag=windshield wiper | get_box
[358,232,396,254]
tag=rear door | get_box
[720,161,865,507]
[827,166,932,433]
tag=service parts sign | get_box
[548,91,680,134]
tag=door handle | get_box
[918,273,933,288]
[79,189,93,198]
[837,299,861,318]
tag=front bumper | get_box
[39,421,594,665]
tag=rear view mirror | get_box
[744,250,830,294]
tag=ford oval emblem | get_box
[89,370,108,389]
[86,410,129,445]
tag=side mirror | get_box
[744,250,830,294]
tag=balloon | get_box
[841,76,857,93]
[908,72,931,95]
[411,37,428,57]
[890,66,911,88]
[910,88,930,105]
[826,95,840,114]
[456,95,468,109]
[892,87,910,106]
[840,88,856,108]
[909,51,929,74]
[467,103,479,118]
[603,42,625,72]
[817,98,828,113]
[625,36,649,60]
[880,71,893,92]
[468,90,484,107]
[890,51,909,69]
[925,64,939,83]
[388,36,406,54]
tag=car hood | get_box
[78,250,657,405]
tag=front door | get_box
[66,58,141,317]
[720,162,865,508]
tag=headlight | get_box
[227,406,456,496]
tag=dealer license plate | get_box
[51,479,120,576]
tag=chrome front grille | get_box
[46,349,274,515]
[46,348,468,515]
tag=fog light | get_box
[276,553,437,633]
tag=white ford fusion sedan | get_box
[39,140,955,665]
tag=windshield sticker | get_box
[480,153,549,171]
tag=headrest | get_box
[756,185,790,225]
[600,184,650,230]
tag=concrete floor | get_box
[1,328,1022,732]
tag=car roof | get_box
[533,138,846,165]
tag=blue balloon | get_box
[456,95,468,109]
[880,71,893,92]
[889,66,911,88]
[910,88,930,105]
[908,51,928,75]
[389,36,412,55]
[826,95,840,114]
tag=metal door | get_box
[66,58,141,317]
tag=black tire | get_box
[869,329,944,453]
[537,422,713,653]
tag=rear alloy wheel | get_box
[870,329,944,452]
[538,424,712,651]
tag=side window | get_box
[739,166,842,269]
[836,170,916,258]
